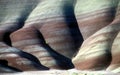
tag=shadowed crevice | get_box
[2,0,39,46]
[18,51,49,70]
[3,32,12,46]
[0,60,22,73]
[11,47,49,70]
[36,30,74,69]
[63,0,83,56]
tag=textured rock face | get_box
[0,0,120,73]
[72,0,120,72]
[0,0,78,71]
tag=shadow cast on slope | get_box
[63,0,84,56]
[36,30,74,69]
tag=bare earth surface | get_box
[1,69,120,75]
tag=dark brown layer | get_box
[77,15,113,39]
[10,27,39,42]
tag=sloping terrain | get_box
[0,0,120,74]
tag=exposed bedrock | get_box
[10,27,74,69]
[72,0,120,71]
[0,0,120,73]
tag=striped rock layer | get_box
[0,0,120,73]
[72,0,120,72]
[0,0,80,71]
